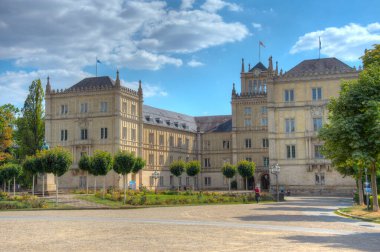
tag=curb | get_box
[336,209,378,223]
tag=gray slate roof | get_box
[249,62,267,72]
[195,115,232,133]
[68,76,115,90]
[284,58,354,76]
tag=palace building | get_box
[43,56,359,194]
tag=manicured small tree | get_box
[169,160,185,191]
[22,155,39,195]
[2,163,22,196]
[113,151,135,204]
[222,163,236,191]
[91,150,112,199]
[35,151,46,196]
[237,160,256,190]
[41,147,72,205]
[186,160,201,190]
[132,156,145,190]
[78,154,91,194]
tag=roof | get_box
[249,62,267,72]
[195,115,232,133]
[284,58,354,76]
[143,105,198,132]
[68,76,115,90]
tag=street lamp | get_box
[364,167,370,211]
[270,163,280,202]
[152,170,160,194]
[41,140,50,197]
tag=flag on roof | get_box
[259,41,265,47]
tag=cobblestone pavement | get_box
[0,196,379,251]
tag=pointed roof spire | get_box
[138,80,143,96]
[275,61,278,76]
[268,56,273,72]
[115,69,120,88]
[232,82,236,96]
[248,63,251,71]
[241,58,245,73]
[46,76,51,94]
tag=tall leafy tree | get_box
[361,44,380,68]
[186,160,201,190]
[169,160,185,191]
[91,150,112,198]
[22,155,39,195]
[78,154,91,194]
[237,160,255,190]
[113,151,135,204]
[0,104,18,164]
[15,79,45,157]
[222,163,236,191]
[1,163,22,196]
[40,147,72,205]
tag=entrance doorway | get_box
[247,176,255,190]
[261,173,270,190]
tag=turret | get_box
[46,76,51,94]
[268,56,273,73]
[115,69,121,88]
[138,80,143,97]
[232,82,236,97]
[275,61,278,76]
[241,58,245,73]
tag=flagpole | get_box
[319,37,321,59]
[259,41,261,62]
[96,57,98,77]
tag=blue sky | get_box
[0,0,379,116]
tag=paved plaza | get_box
[0,197,379,251]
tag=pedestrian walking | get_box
[254,186,260,203]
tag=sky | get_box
[0,0,379,116]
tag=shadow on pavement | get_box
[234,214,356,223]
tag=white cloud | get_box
[122,80,168,98]
[201,0,241,13]
[290,22,380,61]
[181,0,195,10]
[252,22,262,31]
[187,59,204,67]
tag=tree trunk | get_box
[32,174,35,196]
[13,176,16,196]
[371,162,378,211]
[245,177,248,191]
[3,179,5,192]
[42,173,45,197]
[56,175,59,206]
[103,176,106,199]
[228,178,231,192]
[193,176,195,191]
[357,169,364,205]
[178,177,180,192]
[124,174,127,204]
[94,177,97,194]
[8,180,10,193]
[86,171,89,195]
[126,173,129,191]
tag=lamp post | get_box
[364,167,370,211]
[270,163,280,202]
[41,140,49,197]
[152,170,160,194]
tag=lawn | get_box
[339,205,380,223]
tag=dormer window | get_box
[182,123,186,129]
[155,118,162,124]
[174,122,179,127]
[166,120,170,126]
[145,115,151,121]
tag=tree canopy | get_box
[132,156,145,174]
[222,163,236,179]
[186,160,201,177]
[40,147,72,177]
[237,160,255,178]
[78,154,92,172]
[113,151,135,175]
[91,150,112,176]
[169,160,185,177]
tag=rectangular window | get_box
[285,118,295,133]
[149,154,154,165]
[204,158,211,167]
[101,128,108,139]
[61,104,68,114]
[169,136,174,147]
[81,129,88,140]
[159,135,164,146]
[261,118,268,126]
[313,118,323,131]
[263,157,269,167]
[131,104,136,115]
[312,87,322,101]
[177,137,182,148]
[204,177,211,186]
[244,119,252,127]
[100,102,108,112]
[185,138,190,149]
[60,130,68,141]
[122,102,127,113]
[122,127,127,140]
[284,89,294,102]
[245,138,252,148]
[286,145,296,159]
[80,103,88,113]
[159,176,164,187]
[246,157,252,162]
[262,138,269,148]
[149,133,154,145]
[131,129,136,141]
[170,175,174,186]
[169,155,173,164]
[314,145,324,159]
[159,155,164,165]
[203,140,210,150]
[244,107,252,115]
[261,106,267,114]
[315,173,325,185]
[223,140,230,149]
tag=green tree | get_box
[113,151,135,204]
[132,156,145,174]
[0,104,18,164]
[15,79,45,157]
[169,160,185,191]
[78,154,92,194]
[22,155,39,195]
[222,163,236,191]
[361,44,380,68]
[91,150,112,198]
[40,147,72,205]
[237,160,255,190]
[186,160,201,190]
[1,163,22,196]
